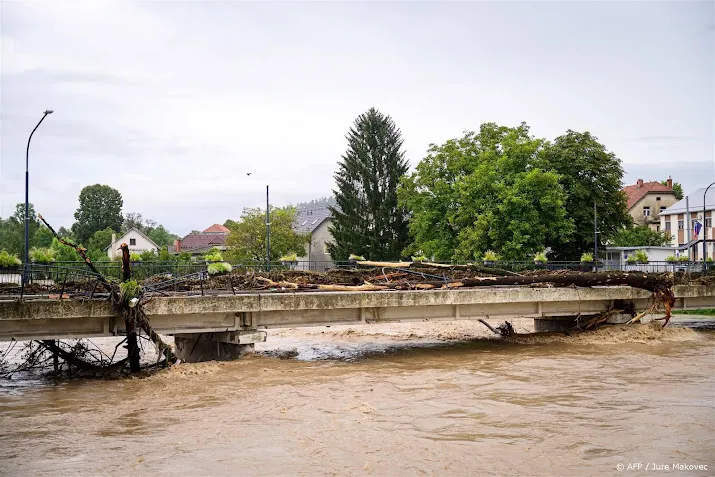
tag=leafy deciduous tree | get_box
[72,184,124,244]
[540,130,631,260]
[610,225,672,247]
[661,180,684,200]
[224,206,310,262]
[399,123,574,261]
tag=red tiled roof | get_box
[203,224,230,234]
[178,233,226,251]
[623,180,674,210]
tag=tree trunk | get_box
[120,244,141,373]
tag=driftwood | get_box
[38,215,178,372]
[356,260,521,277]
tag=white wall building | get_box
[660,187,715,260]
[105,228,159,259]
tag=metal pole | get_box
[703,182,715,271]
[594,200,598,272]
[23,110,53,293]
[266,184,271,273]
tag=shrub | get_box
[483,250,499,262]
[0,250,21,268]
[665,255,677,263]
[279,252,298,262]
[349,254,366,261]
[208,262,232,275]
[707,257,714,263]
[411,254,428,262]
[129,252,142,262]
[204,248,224,262]
[533,252,548,263]
[626,250,649,263]
[29,247,56,263]
[677,254,690,262]
[120,279,142,301]
[580,252,594,263]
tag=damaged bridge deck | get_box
[1,285,714,341]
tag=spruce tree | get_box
[328,108,409,261]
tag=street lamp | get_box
[703,182,715,272]
[23,110,53,289]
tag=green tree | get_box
[540,130,631,260]
[87,227,117,260]
[147,225,178,248]
[33,226,55,249]
[0,204,40,257]
[50,237,82,262]
[610,225,672,247]
[225,206,310,262]
[72,184,123,244]
[328,108,410,261]
[661,180,684,200]
[399,123,574,261]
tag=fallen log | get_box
[356,260,520,277]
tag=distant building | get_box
[622,178,678,231]
[294,206,334,271]
[106,228,159,259]
[170,224,230,256]
[660,187,715,260]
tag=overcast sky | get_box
[1,0,713,236]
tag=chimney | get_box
[174,239,181,252]
[667,176,673,189]
[637,178,644,187]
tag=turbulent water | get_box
[0,317,714,476]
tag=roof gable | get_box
[623,181,675,210]
[203,224,230,234]
[105,227,159,250]
[294,206,332,234]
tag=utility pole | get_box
[703,182,714,272]
[594,200,598,272]
[266,184,271,273]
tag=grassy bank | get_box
[673,309,715,316]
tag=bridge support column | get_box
[533,316,579,333]
[173,330,266,363]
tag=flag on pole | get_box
[694,220,702,237]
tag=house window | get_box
[656,197,661,201]
[656,225,660,232]
[643,206,650,217]
[707,218,712,228]
[660,206,666,213]
[678,220,684,230]
[323,243,330,255]
[130,238,136,246]
[665,222,671,231]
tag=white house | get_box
[660,187,715,260]
[105,228,159,259]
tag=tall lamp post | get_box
[23,110,53,290]
[703,182,715,272]
[266,184,271,273]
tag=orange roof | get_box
[622,180,674,210]
[203,224,230,234]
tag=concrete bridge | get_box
[2,284,714,362]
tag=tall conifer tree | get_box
[328,108,409,261]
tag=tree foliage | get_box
[610,225,672,247]
[328,108,410,261]
[399,123,574,261]
[0,204,43,258]
[224,206,310,262]
[661,180,684,200]
[72,184,124,244]
[540,130,631,260]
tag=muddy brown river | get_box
[1,318,713,476]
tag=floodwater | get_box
[1,317,714,476]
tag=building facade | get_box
[294,206,334,271]
[660,187,715,260]
[106,228,159,259]
[622,178,678,231]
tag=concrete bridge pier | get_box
[173,330,267,363]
